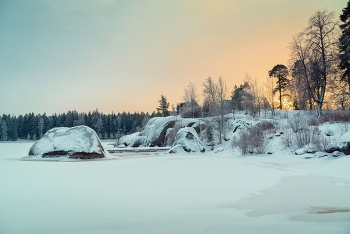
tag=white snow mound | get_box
[28,125,105,159]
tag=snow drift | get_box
[28,125,106,159]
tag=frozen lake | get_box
[1,142,350,234]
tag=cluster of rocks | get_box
[27,116,208,158]
[294,129,350,159]
[118,116,205,153]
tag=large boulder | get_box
[326,130,350,155]
[171,127,205,153]
[139,116,176,147]
[28,126,106,159]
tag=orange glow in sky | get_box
[0,0,346,115]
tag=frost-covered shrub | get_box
[236,130,250,154]
[312,135,332,152]
[337,122,350,135]
[204,119,215,143]
[323,111,350,122]
[281,129,294,149]
[288,116,308,133]
[258,121,275,131]
[294,128,311,148]
[308,117,320,126]
[236,125,269,155]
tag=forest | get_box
[0,110,152,141]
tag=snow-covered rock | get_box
[172,127,205,153]
[28,126,106,159]
[140,116,176,147]
[119,132,145,147]
[294,148,307,155]
[315,151,328,158]
[326,130,350,155]
[168,144,186,154]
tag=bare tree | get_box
[289,10,339,117]
[182,82,200,118]
[202,76,229,144]
[240,74,263,118]
[217,76,229,141]
[202,77,218,114]
[263,75,276,117]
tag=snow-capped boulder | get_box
[28,126,106,159]
[119,132,144,147]
[140,116,176,147]
[172,127,205,153]
[326,130,350,155]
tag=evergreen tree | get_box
[231,85,243,111]
[339,0,350,91]
[268,64,289,110]
[157,95,170,117]
[10,116,18,141]
[1,119,8,141]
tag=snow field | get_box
[0,142,349,234]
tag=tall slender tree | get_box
[339,0,350,91]
[268,64,289,110]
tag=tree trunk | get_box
[279,88,282,110]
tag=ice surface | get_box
[0,142,349,234]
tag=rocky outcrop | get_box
[118,117,205,148]
[171,127,205,153]
[28,126,105,159]
[326,130,350,155]
[140,116,176,147]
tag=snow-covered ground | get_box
[0,141,349,234]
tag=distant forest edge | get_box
[0,110,155,141]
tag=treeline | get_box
[0,110,152,141]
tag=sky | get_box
[0,0,347,115]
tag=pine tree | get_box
[231,85,244,111]
[157,95,170,117]
[339,0,350,91]
[269,64,289,110]
[1,119,8,141]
